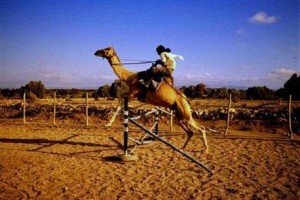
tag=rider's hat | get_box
[156,45,171,54]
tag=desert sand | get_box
[0,116,299,200]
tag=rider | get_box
[140,45,184,87]
[150,45,184,78]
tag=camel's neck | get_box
[106,53,136,82]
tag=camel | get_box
[94,46,208,152]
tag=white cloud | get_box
[173,67,299,89]
[233,68,297,88]
[267,68,297,79]
[249,12,278,24]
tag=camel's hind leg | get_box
[179,120,194,150]
[186,119,208,153]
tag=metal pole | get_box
[288,94,293,139]
[23,93,26,124]
[129,117,213,174]
[53,92,56,125]
[224,93,232,135]
[123,96,129,155]
[86,92,89,126]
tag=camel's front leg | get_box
[105,105,122,127]
[105,88,140,127]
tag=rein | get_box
[112,59,154,65]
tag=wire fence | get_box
[1,92,298,140]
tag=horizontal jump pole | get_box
[128,117,213,174]
[154,107,175,116]
[130,109,157,120]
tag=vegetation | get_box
[283,73,300,100]
[20,81,45,99]
[0,73,299,100]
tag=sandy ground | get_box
[0,119,299,200]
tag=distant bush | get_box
[1,73,298,101]
[92,91,99,100]
[27,91,39,103]
[97,84,111,97]
[283,73,300,100]
[246,86,276,100]
[0,88,20,98]
[20,81,45,99]
[109,80,129,100]
[229,89,241,102]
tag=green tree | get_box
[56,89,69,98]
[216,88,229,98]
[1,88,20,98]
[20,80,46,99]
[109,80,129,99]
[97,84,111,97]
[229,88,240,102]
[179,86,187,93]
[284,73,300,100]
[246,86,275,100]
[194,83,206,98]
[276,88,286,99]
[184,85,195,97]
[239,90,247,99]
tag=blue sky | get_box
[1,0,299,89]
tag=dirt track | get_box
[0,119,299,200]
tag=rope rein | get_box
[113,56,191,105]
[113,58,154,65]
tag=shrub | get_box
[20,81,45,99]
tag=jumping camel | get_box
[94,46,208,152]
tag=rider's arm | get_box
[169,53,184,61]
[160,52,167,63]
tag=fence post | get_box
[155,109,159,135]
[23,93,26,124]
[170,110,173,131]
[53,92,56,125]
[288,94,293,139]
[224,93,232,136]
[86,92,89,126]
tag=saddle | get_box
[136,70,166,101]
[137,70,165,91]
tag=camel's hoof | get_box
[180,147,186,152]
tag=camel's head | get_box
[94,46,115,59]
